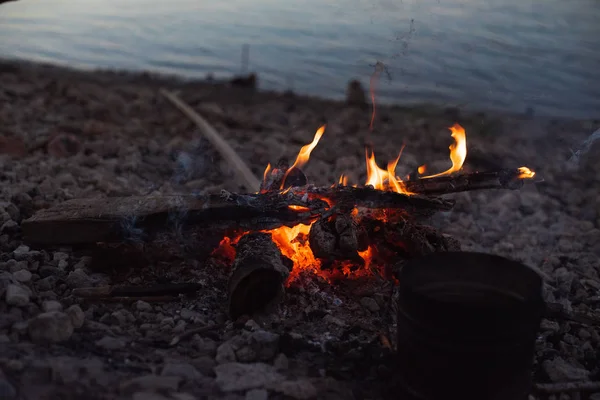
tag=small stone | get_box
[542,357,590,382]
[66,269,91,288]
[119,375,182,394]
[95,336,127,350]
[245,388,268,400]
[322,314,346,327]
[12,245,30,257]
[53,252,69,262]
[271,380,318,400]
[214,362,285,392]
[273,353,289,371]
[5,284,30,306]
[66,304,85,328]
[193,356,216,376]
[216,342,237,364]
[0,220,18,234]
[132,393,170,400]
[249,330,280,361]
[135,300,152,311]
[28,311,74,343]
[12,269,32,283]
[540,319,560,333]
[360,297,380,312]
[42,300,63,312]
[160,362,202,381]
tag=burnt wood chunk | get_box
[228,232,291,319]
[309,213,368,262]
[403,168,532,196]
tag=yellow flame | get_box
[421,123,467,178]
[281,125,326,189]
[517,166,535,179]
[338,174,348,186]
[365,146,410,194]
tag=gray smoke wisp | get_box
[566,127,600,171]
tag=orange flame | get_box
[263,163,272,181]
[281,125,326,189]
[417,164,426,174]
[365,145,411,194]
[338,174,348,186]
[421,123,467,178]
[517,166,535,179]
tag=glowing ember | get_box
[517,166,535,179]
[421,123,467,178]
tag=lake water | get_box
[1,0,598,118]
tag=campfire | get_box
[21,115,536,320]
[208,123,536,317]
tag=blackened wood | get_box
[228,232,291,319]
[403,168,531,196]
[308,213,368,262]
[20,193,324,245]
[303,186,455,215]
[22,187,453,246]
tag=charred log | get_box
[228,232,292,319]
[308,212,368,263]
[403,168,533,196]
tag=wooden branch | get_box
[228,232,291,319]
[303,186,455,215]
[160,89,261,192]
[20,193,321,245]
[403,168,533,196]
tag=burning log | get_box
[308,211,368,263]
[228,232,292,319]
[403,168,535,196]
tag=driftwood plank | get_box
[21,187,454,246]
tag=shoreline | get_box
[2,57,596,125]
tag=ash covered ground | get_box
[1,59,600,400]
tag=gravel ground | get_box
[1,59,599,400]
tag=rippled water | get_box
[1,0,598,118]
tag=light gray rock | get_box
[542,357,590,382]
[245,388,268,400]
[66,269,92,288]
[119,375,182,394]
[95,336,127,350]
[66,304,85,328]
[214,362,284,392]
[28,311,74,343]
[160,362,202,381]
[360,297,380,312]
[5,284,30,306]
[12,269,32,283]
[12,245,30,257]
[42,300,63,312]
[135,300,152,311]
[271,380,318,400]
[216,342,237,364]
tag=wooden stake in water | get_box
[241,44,250,75]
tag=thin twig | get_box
[160,89,261,192]
[544,301,600,327]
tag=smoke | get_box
[171,138,212,184]
[120,214,146,244]
[565,127,600,172]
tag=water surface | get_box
[1,0,598,118]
